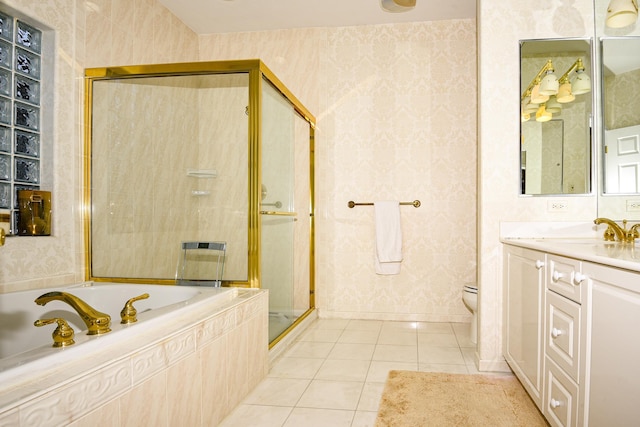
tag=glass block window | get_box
[0,11,43,232]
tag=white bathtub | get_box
[0,282,208,360]
[0,282,268,426]
[0,282,240,388]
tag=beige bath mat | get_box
[375,370,548,427]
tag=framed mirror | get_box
[599,37,640,220]
[520,39,593,196]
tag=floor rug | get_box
[375,370,548,427]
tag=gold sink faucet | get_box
[35,291,111,335]
[594,218,639,243]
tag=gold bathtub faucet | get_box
[120,293,149,324]
[35,291,111,335]
[594,218,640,243]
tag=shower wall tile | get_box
[0,0,199,289]
[0,0,84,289]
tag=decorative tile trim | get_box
[20,359,131,426]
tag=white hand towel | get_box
[374,201,402,275]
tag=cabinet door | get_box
[504,245,545,407]
[584,262,640,427]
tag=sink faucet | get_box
[594,218,638,243]
[627,223,640,243]
[35,291,111,335]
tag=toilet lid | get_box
[464,285,477,293]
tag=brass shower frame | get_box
[83,60,316,333]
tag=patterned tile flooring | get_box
[220,318,479,427]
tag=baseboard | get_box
[478,356,511,373]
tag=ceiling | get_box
[157,0,477,35]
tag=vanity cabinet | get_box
[503,245,545,407]
[583,262,640,426]
[504,242,640,427]
[544,254,586,427]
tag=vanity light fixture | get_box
[522,94,539,114]
[606,0,639,28]
[545,96,562,114]
[535,104,553,122]
[522,57,590,118]
[571,68,591,95]
[530,83,549,103]
[539,69,559,96]
[556,82,575,103]
[380,0,416,12]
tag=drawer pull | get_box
[551,328,563,338]
[552,270,564,282]
[535,260,545,269]
[573,272,587,285]
[550,398,563,409]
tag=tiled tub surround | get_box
[0,287,268,427]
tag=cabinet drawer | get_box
[546,290,581,382]
[547,255,584,303]
[544,357,579,427]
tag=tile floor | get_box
[220,318,480,427]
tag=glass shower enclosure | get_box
[84,60,315,345]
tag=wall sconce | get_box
[606,0,639,28]
[381,0,416,12]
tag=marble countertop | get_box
[501,237,640,273]
[500,221,640,273]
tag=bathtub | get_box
[0,282,268,426]
[0,282,208,360]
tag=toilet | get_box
[462,284,478,344]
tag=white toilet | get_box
[462,284,478,344]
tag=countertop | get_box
[501,237,640,273]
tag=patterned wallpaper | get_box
[0,0,616,373]
[477,0,597,370]
[604,68,640,130]
[200,20,478,323]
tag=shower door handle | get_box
[259,211,297,217]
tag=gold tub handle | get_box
[34,318,76,348]
[120,293,150,324]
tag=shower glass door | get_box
[260,77,311,342]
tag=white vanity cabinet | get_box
[583,262,640,427]
[503,245,546,407]
[543,255,586,427]
[503,240,640,427]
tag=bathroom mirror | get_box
[520,39,593,195]
[599,38,640,217]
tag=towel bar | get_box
[348,200,421,208]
